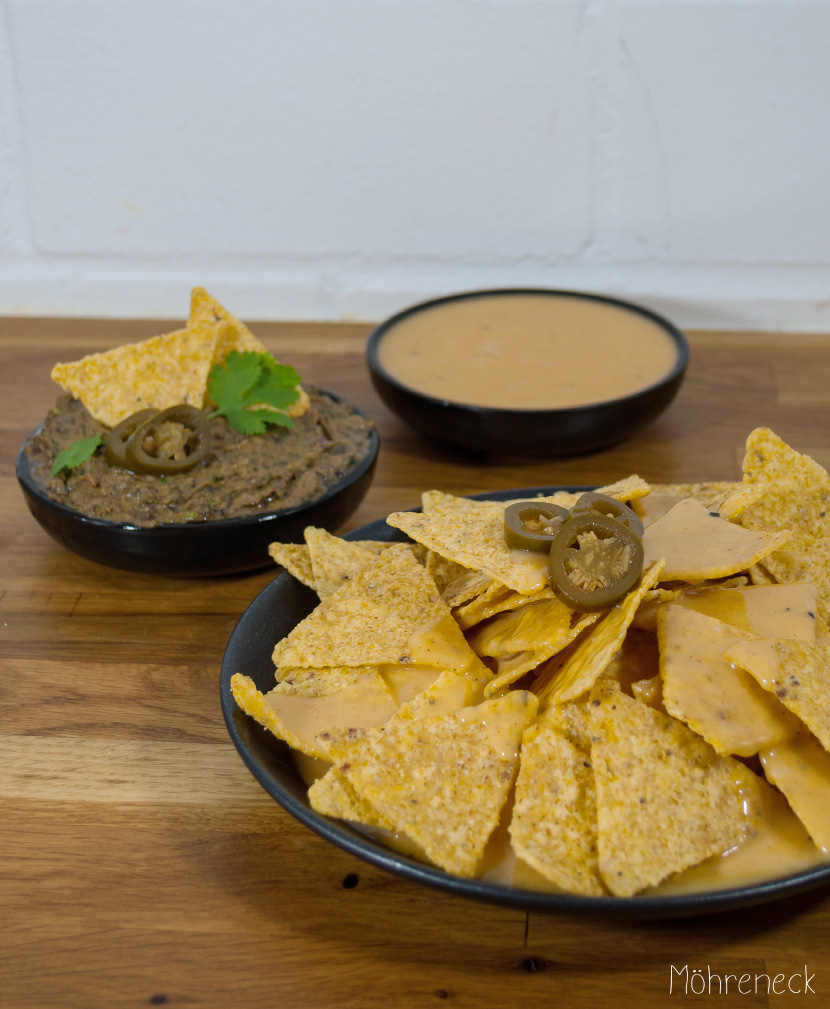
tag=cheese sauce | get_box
[377,293,680,410]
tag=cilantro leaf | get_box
[51,434,104,476]
[207,351,301,435]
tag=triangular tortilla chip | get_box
[726,639,830,753]
[642,497,791,582]
[753,534,830,625]
[509,724,605,896]
[316,690,538,876]
[268,542,316,589]
[740,427,830,540]
[189,285,309,417]
[657,606,800,756]
[50,320,220,427]
[230,670,398,759]
[537,560,665,705]
[759,731,830,851]
[387,501,551,595]
[271,544,483,673]
[308,767,397,831]
[304,527,381,599]
[589,683,747,896]
[468,598,599,697]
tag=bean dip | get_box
[26,387,375,527]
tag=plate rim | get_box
[219,486,830,917]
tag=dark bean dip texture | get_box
[26,387,375,527]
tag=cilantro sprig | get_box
[207,351,301,436]
[50,434,104,476]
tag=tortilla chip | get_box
[642,498,791,582]
[272,665,374,697]
[468,598,600,697]
[454,583,557,633]
[424,550,474,593]
[309,766,396,830]
[230,670,398,759]
[537,559,665,706]
[51,320,220,427]
[726,639,830,753]
[740,427,830,541]
[657,606,800,756]
[387,499,550,595]
[753,534,830,625]
[759,731,830,851]
[647,481,740,507]
[304,527,381,599]
[271,544,482,673]
[537,697,597,754]
[589,682,747,896]
[397,668,491,719]
[656,582,820,641]
[189,285,309,418]
[316,690,538,876]
[509,725,605,896]
[441,569,496,609]
[268,542,316,588]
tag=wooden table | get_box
[3,318,830,1009]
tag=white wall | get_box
[1,0,829,331]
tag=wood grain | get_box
[2,316,830,1008]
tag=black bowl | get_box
[17,393,379,578]
[220,489,830,917]
[366,288,689,456]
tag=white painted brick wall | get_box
[1,0,828,330]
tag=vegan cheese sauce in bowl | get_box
[366,289,689,455]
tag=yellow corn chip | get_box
[726,639,830,753]
[272,665,375,696]
[468,598,600,697]
[657,606,800,756]
[309,669,494,834]
[304,527,380,599]
[51,320,220,427]
[189,285,309,418]
[423,549,472,593]
[642,497,791,582]
[753,534,830,625]
[538,559,665,706]
[759,731,830,851]
[740,427,830,541]
[536,697,597,753]
[387,500,551,595]
[509,725,605,896]
[271,544,483,673]
[316,690,538,876]
[230,670,398,759]
[590,683,747,896]
[648,481,740,506]
[441,569,495,609]
[309,767,397,831]
[454,582,556,633]
[268,542,316,589]
[656,581,820,640]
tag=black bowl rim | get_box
[219,485,830,918]
[365,287,690,419]
[16,388,380,537]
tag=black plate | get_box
[220,488,830,916]
[366,288,689,456]
[17,391,379,577]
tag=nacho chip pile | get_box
[233,428,830,897]
[51,287,308,427]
